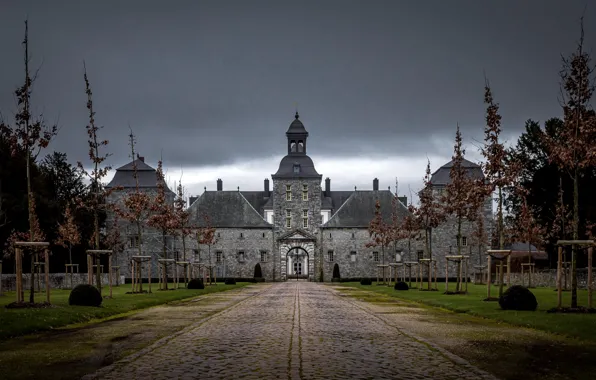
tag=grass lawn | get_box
[0,282,251,339]
[337,281,596,342]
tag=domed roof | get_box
[286,111,308,134]
[272,154,321,179]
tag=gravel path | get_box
[83,282,498,380]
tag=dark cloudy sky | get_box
[1,0,594,199]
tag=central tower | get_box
[272,112,323,280]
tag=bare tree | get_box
[0,20,57,303]
[543,17,596,308]
[77,63,113,293]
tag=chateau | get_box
[106,113,492,282]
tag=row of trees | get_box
[0,21,219,300]
[367,19,596,307]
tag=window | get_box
[462,236,468,247]
[262,232,265,238]
[351,232,355,239]
[240,232,244,239]
[128,235,139,248]
[350,251,357,262]
[327,250,334,262]
[286,185,292,201]
[298,140,304,152]
[293,164,300,174]
[302,184,308,201]
[238,251,245,262]
[302,209,308,228]
[417,250,424,261]
[373,251,379,262]
[286,209,292,228]
[260,250,268,262]
[216,251,222,263]
[291,140,296,152]
[217,232,221,238]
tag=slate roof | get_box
[272,155,322,179]
[106,159,175,195]
[490,242,548,260]
[240,191,271,215]
[322,190,410,228]
[189,191,272,229]
[287,113,308,134]
[430,158,485,186]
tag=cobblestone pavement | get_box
[84,282,498,380]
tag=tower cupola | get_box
[286,111,308,155]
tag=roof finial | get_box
[295,110,299,120]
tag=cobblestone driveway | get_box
[84,282,498,380]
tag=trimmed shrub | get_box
[360,278,372,285]
[332,263,340,279]
[499,285,538,311]
[225,278,237,285]
[69,284,102,307]
[394,281,409,291]
[187,278,204,289]
[254,263,263,278]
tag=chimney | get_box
[189,196,198,205]
[398,196,408,205]
[325,177,330,197]
[264,178,270,196]
[136,153,145,162]
[216,178,222,191]
[373,178,379,191]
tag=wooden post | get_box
[132,260,136,293]
[465,257,469,293]
[108,254,113,298]
[148,259,152,293]
[0,260,3,296]
[445,258,448,292]
[506,255,511,287]
[434,261,438,290]
[557,246,563,309]
[15,248,23,303]
[87,254,92,285]
[44,249,50,303]
[487,255,492,299]
[521,265,525,287]
[588,247,593,309]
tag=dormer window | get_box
[293,164,300,174]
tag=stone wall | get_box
[193,228,276,281]
[1,273,125,291]
[271,178,323,235]
[318,228,425,281]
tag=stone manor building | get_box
[106,113,492,282]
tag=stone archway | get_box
[286,247,309,279]
[280,240,315,281]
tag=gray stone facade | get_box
[104,114,493,283]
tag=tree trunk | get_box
[162,231,168,289]
[572,169,579,308]
[94,210,101,293]
[136,221,143,292]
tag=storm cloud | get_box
[1,0,594,197]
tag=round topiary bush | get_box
[394,281,409,291]
[225,278,237,285]
[360,278,372,285]
[187,278,204,289]
[69,284,102,307]
[499,285,538,311]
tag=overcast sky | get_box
[1,1,594,202]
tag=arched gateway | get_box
[278,229,316,281]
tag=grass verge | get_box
[0,282,251,339]
[336,282,596,342]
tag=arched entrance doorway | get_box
[287,247,309,279]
